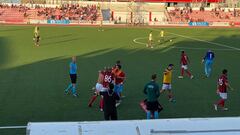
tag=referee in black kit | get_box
[102,83,120,120]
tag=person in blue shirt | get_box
[65,56,78,97]
[202,50,215,78]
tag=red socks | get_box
[99,97,104,110]
[217,99,225,107]
[181,68,184,76]
[181,68,192,78]
[88,95,97,107]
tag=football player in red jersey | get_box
[88,70,104,108]
[113,65,126,107]
[178,51,194,79]
[99,67,114,111]
[214,69,233,111]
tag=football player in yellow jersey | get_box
[147,31,153,48]
[158,29,165,43]
[98,19,104,31]
[160,64,175,102]
[33,26,40,46]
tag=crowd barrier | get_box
[189,22,209,26]
[47,20,70,24]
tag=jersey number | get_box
[104,75,112,83]
[218,79,223,86]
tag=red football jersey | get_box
[115,70,125,85]
[102,71,114,88]
[217,74,228,93]
[181,54,188,65]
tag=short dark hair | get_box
[168,64,174,67]
[151,74,157,80]
[109,83,114,90]
[222,69,228,74]
[181,50,185,54]
[117,64,122,69]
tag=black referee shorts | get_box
[146,101,159,112]
[70,74,77,84]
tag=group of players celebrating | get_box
[87,60,126,111]
[64,58,126,115]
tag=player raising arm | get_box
[178,51,194,79]
[214,69,234,111]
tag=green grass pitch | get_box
[0,25,239,134]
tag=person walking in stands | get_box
[65,56,78,97]
[102,83,120,120]
[144,74,160,119]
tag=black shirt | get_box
[102,90,120,113]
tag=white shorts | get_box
[162,84,172,90]
[100,87,108,92]
[219,92,227,100]
[181,65,188,70]
[95,83,103,92]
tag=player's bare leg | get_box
[88,87,98,107]
[99,95,104,111]
[148,40,153,48]
[71,83,78,97]
[168,90,175,102]
[214,99,228,111]
[178,68,185,79]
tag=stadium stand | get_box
[0,4,99,22]
[168,7,240,23]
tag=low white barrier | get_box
[27,117,240,135]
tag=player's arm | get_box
[163,69,168,75]
[226,82,234,90]
[202,54,206,63]
[216,84,219,94]
[187,56,190,64]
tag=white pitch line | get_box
[148,28,240,51]
[0,126,27,129]
[133,37,239,51]
[133,37,147,45]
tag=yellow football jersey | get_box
[149,33,153,41]
[160,30,164,37]
[163,69,172,84]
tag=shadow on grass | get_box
[0,34,240,135]
[0,37,11,68]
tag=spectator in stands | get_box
[144,74,160,119]
[102,83,120,120]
